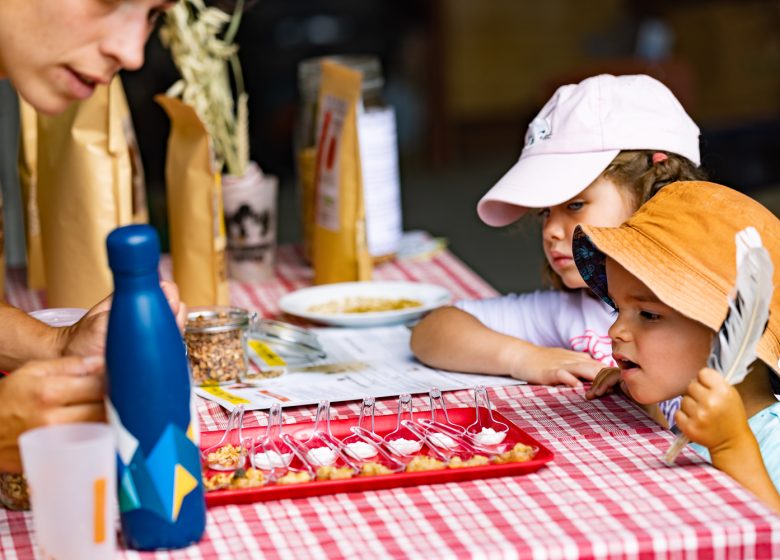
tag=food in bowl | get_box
[307,297,422,314]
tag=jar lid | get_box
[186,306,251,334]
[250,319,326,362]
[298,55,384,96]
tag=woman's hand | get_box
[59,280,186,358]
[0,356,105,473]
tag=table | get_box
[3,246,780,559]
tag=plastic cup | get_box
[19,423,116,560]
[28,307,87,327]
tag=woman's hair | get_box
[542,149,708,290]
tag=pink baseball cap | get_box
[477,74,701,227]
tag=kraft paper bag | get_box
[156,95,229,307]
[36,77,147,308]
[17,98,45,291]
[312,60,372,285]
[0,188,3,300]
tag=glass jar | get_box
[184,306,251,386]
[295,55,403,264]
[0,473,29,510]
[242,319,326,382]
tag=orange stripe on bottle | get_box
[93,478,106,544]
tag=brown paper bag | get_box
[36,77,146,308]
[17,98,45,290]
[297,146,317,263]
[312,60,372,284]
[156,95,229,307]
[0,188,4,301]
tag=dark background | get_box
[122,0,780,294]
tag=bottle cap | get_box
[106,224,160,274]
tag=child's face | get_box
[606,258,714,405]
[541,177,634,289]
[0,0,174,115]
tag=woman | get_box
[0,0,180,472]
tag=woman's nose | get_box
[99,14,149,71]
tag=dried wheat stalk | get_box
[160,0,249,176]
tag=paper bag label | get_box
[315,95,348,232]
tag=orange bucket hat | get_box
[573,181,780,375]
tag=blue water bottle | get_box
[105,225,206,550]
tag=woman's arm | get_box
[0,302,65,370]
[410,306,603,386]
[0,280,185,371]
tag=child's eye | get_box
[538,208,550,219]
[566,201,585,211]
[640,310,661,321]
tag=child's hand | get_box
[675,367,751,453]
[585,367,622,399]
[516,346,604,387]
[586,367,669,427]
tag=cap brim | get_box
[477,150,619,227]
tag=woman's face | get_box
[606,258,714,405]
[0,0,173,115]
[540,176,635,289]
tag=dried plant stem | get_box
[160,0,248,176]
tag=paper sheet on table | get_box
[195,325,525,411]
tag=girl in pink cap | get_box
[412,74,705,404]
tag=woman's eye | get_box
[640,310,661,321]
[609,307,619,317]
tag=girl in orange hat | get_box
[576,181,780,513]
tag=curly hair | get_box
[542,150,707,291]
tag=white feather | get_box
[709,228,774,385]
[664,227,774,465]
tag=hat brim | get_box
[477,150,620,227]
[575,222,780,376]
[573,224,730,334]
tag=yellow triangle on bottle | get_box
[171,464,198,521]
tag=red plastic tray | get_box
[203,407,554,506]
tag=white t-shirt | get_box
[455,289,617,367]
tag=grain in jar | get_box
[185,306,251,385]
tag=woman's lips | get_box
[63,67,98,100]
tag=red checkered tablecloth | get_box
[3,247,780,559]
